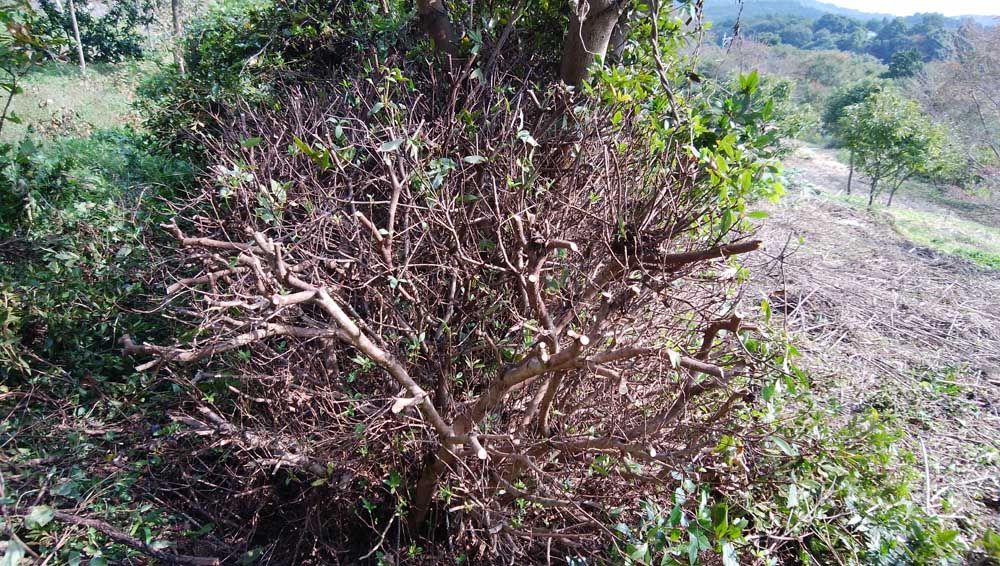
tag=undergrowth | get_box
[1,128,197,564]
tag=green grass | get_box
[801,168,1000,270]
[2,61,144,143]
[889,206,1000,270]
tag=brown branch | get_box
[13,509,222,565]
[641,239,762,267]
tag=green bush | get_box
[0,128,192,377]
[136,0,412,155]
[35,0,153,63]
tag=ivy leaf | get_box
[25,505,54,528]
[378,138,404,153]
[770,436,799,457]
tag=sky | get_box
[822,0,1000,16]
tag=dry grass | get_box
[748,145,1000,538]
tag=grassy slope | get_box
[789,144,1000,270]
[2,61,143,143]
[756,144,1000,556]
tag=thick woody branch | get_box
[417,0,456,54]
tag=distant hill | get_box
[701,0,995,26]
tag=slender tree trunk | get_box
[417,0,456,55]
[67,0,86,74]
[847,149,854,195]
[867,178,878,208]
[607,6,631,64]
[560,0,625,86]
[171,0,186,75]
[886,176,910,207]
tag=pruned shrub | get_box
[122,1,971,564]
[124,2,799,561]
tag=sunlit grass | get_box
[802,176,1000,270]
[889,206,1000,270]
[1,61,144,142]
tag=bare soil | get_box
[749,145,1000,536]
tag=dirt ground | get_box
[747,145,1000,536]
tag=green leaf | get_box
[240,137,262,148]
[688,531,699,565]
[668,503,682,526]
[25,505,54,528]
[770,436,799,457]
[517,130,538,147]
[378,138,405,153]
[666,349,681,368]
[746,211,769,219]
[787,483,799,507]
[721,542,739,566]
[292,136,316,158]
[629,542,649,561]
[0,539,26,566]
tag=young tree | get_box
[840,89,948,207]
[822,80,883,193]
[1,1,53,139]
[66,0,84,72]
[171,0,184,75]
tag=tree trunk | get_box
[847,149,854,195]
[172,0,186,75]
[68,0,86,74]
[886,176,909,207]
[867,178,878,208]
[607,6,631,64]
[886,185,898,207]
[417,0,456,55]
[560,0,625,86]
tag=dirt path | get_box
[748,146,1000,536]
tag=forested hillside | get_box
[704,0,996,70]
[1,0,999,564]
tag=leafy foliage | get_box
[0,0,50,143]
[738,386,967,564]
[712,11,959,64]
[837,88,956,206]
[35,0,153,63]
[883,48,924,79]
[0,128,194,563]
[136,0,415,155]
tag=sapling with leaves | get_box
[839,88,951,207]
[0,0,48,141]
[822,79,883,194]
